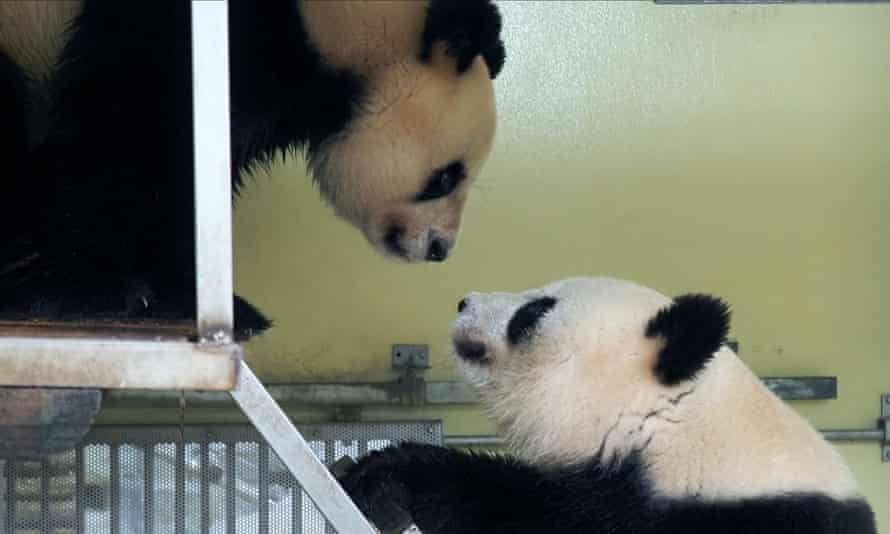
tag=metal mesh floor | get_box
[0,422,442,534]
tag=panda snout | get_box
[382,225,453,262]
[383,225,407,258]
[453,339,488,362]
[425,235,451,262]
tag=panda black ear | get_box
[645,294,731,386]
[420,0,506,79]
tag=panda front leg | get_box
[339,442,584,534]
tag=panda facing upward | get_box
[342,277,877,533]
[0,1,505,338]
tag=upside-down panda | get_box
[341,277,877,533]
[0,1,505,339]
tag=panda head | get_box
[301,0,505,263]
[452,277,860,500]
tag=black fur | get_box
[421,0,506,78]
[0,52,28,194]
[0,1,503,339]
[506,296,557,346]
[646,294,731,386]
[227,1,364,192]
[0,51,32,276]
[341,443,877,534]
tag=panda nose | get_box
[457,298,469,313]
[425,237,450,262]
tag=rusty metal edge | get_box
[0,336,242,390]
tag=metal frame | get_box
[0,2,378,532]
[0,337,240,390]
[444,426,887,447]
[189,3,375,531]
[191,1,234,344]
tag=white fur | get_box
[451,277,861,501]
[0,2,82,80]
[301,1,497,262]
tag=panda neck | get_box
[643,349,860,502]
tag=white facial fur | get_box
[452,277,860,501]
[301,1,498,262]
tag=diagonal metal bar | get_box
[230,361,378,534]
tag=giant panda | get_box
[0,1,505,338]
[341,277,877,533]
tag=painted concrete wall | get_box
[108,1,890,528]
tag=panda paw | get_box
[337,448,417,533]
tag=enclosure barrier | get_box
[0,422,441,533]
[0,2,379,532]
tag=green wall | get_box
[126,0,890,527]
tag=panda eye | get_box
[414,161,467,202]
[507,297,558,346]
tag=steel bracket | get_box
[392,344,429,405]
[392,344,430,370]
[881,394,889,463]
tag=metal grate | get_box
[0,422,442,534]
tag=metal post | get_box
[881,393,890,463]
[110,445,120,534]
[190,2,379,531]
[200,442,210,534]
[230,361,378,534]
[175,441,186,534]
[225,443,236,534]
[191,0,234,342]
[258,445,269,534]
[144,446,154,534]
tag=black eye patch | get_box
[414,161,466,203]
[506,297,557,346]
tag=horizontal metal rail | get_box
[444,429,886,448]
[108,382,410,406]
[106,377,838,406]
[821,429,885,441]
[0,336,241,390]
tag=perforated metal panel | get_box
[0,422,442,534]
